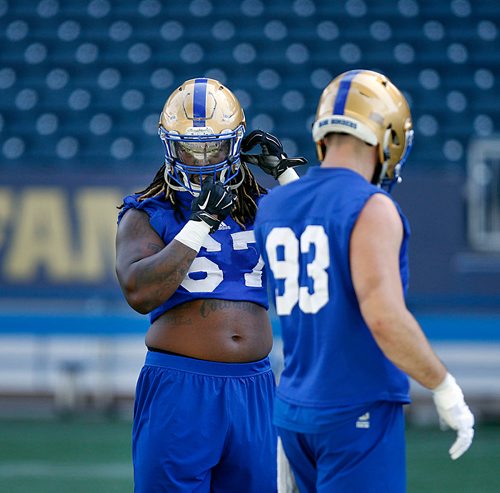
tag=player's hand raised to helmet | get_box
[240,130,307,179]
[190,177,235,234]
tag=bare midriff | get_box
[145,299,273,363]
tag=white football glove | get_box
[432,373,475,460]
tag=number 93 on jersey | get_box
[265,225,330,316]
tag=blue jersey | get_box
[118,191,268,322]
[254,167,411,410]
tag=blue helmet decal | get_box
[332,70,361,115]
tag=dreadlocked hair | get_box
[230,161,268,229]
[118,161,268,228]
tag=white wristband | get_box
[174,220,211,253]
[277,167,299,185]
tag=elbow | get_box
[363,306,408,343]
[121,287,148,314]
[123,284,156,315]
[116,265,173,315]
[366,315,391,340]
[118,275,153,315]
[363,309,400,341]
[127,297,152,315]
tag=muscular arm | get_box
[115,209,197,314]
[350,193,447,389]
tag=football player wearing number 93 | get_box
[115,77,306,492]
[253,70,475,492]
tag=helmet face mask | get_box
[312,70,414,191]
[159,78,246,195]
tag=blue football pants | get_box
[133,351,277,493]
[278,401,406,493]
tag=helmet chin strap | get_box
[224,160,245,191]
[163,163,182,190]
[164,164,202,196]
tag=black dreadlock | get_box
[118,162,268,229]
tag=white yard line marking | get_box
[0,462,132,479]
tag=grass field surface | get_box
[0,419,498,492]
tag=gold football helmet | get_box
[159,77,246,195]
[312,69,414,190]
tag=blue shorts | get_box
[133,351,277,493]
[278,401,406,493]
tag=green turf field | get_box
[0,419,498,492]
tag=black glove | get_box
[240,130,307,179]
[190,177,235,233]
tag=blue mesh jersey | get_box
[118,191,268,322]
[254,167,411,409]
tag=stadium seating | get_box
[0,0,498,170]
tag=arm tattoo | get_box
[143,253,194,295]
[147,242,163,254]
[133,242,197,307]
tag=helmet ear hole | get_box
[391,129,400,146]
[371,162,383,185]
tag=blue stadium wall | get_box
[0,0,499,341]
[0,169,499,342]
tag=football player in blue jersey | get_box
[253,70,475,492]
[115,77,306,493]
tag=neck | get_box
[320,135,377,182]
